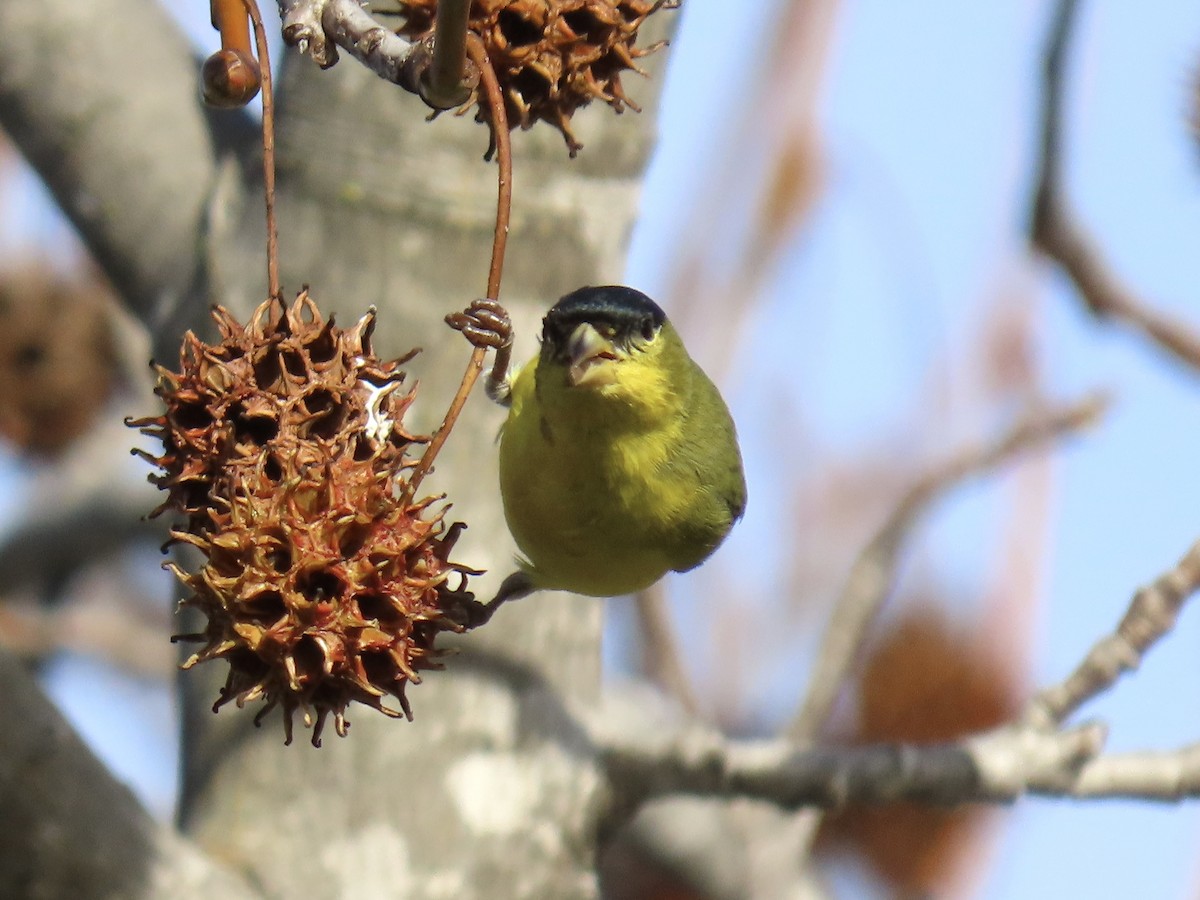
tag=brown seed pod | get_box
[393,0,676,155]
[130,291,479,745]
[201,48,263,108]
[0,269,117,456]
[817,605,1020,893]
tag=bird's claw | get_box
[446,299,513,352]
[446,299,515,406]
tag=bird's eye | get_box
[640,319,656,342]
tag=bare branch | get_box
[0,591,173,679]
[1025,538,1200,728]
[635,583,700,715]
[278,0,482,107]
[280,0,413,77]
[0,417,165,598]
[593,500,1200,845]
[789,393,1107,742]
[1030,0,1200,371]
[596,709,1200,826]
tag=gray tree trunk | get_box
[0,1,669,896]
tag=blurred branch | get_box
[595,475,1200,853]
[635,583,700,715]
[0,0,221,324]
[1026,537,1200,729]
[0,494,161,598]
[789,393,1107,743]
[0,417,165,597]
[772,394,1104,871]
[0,648,256,898]
[596,713,1200,821]
[0,591,173,679]
[1029,0,1200,371]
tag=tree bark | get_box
[0,649,256,900]
[1,1,670,895]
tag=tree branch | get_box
[597,709,1200,828]
[0,418,166,597]
[1025,537,1200,728]
[278,0,481,107]
[635,583,700,715]
[595,506,1200,837]
[789,393,1107,742]
[0,648,257,899]
[279,0,414,76]
[0,0,223,324]
[1029,0,1200,372]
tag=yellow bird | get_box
[449,285,746,610]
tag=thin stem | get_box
[473,34,512,302]
[1025,537,1200,729]
[424,0,473,108]
[408,35,512,496]
[213,0,254,55]
[788,394,1106,743]
[635,584,699,714]
[242,0,281,300]
[1029,0,1200,372]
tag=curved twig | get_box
[1030,0,1200,372]
[1025,538,1200,729]
[242,0,281,300]
[788,393,1108,743]
[407,35,512,497]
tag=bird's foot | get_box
[446,298,512,351]
[446,299,514,405]
[461,571,536,629]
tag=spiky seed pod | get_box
[393,0,676,155]
[0,269,117,455]
[130,291,479,745]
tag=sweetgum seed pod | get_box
[130,291,477,746]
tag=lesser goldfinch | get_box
[449,286,746,609]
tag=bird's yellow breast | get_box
[498,333,742,597]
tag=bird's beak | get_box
[566,323,621,387]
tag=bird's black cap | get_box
[542,285,666,350]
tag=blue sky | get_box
[628,1,1200,895]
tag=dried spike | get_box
[210,304,245,339]
[397,685,414,721]
[347,306,377,355]
[253,696,278,728]
[248,294,284,337]
[310,709,328,747]
[240,683,266,705]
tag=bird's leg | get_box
[462,571,535,628]
[446,299,514,406]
